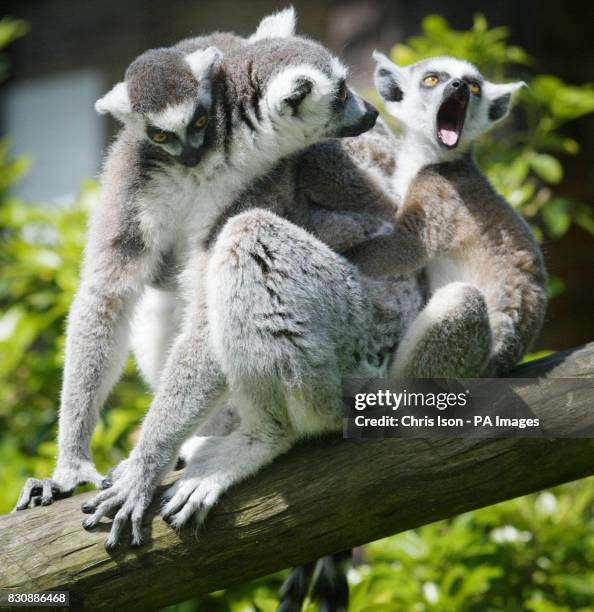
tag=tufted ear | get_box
[249,7,296,42]
[484,80,525,122]
[95,82,132,122]
[185,46,223,80]
[267,65,319,117]
[282,75,313,114]
[373,51,408,103]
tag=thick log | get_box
[1,343,593,611]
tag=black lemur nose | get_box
[452,80,461,88]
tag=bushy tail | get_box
[278,562,315,612]
[278,551,352,612]
[310,551,351,612]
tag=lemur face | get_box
[374,54,524,155]
[96,46,222,167]
[241,8,378,149]
[262,47,379,149]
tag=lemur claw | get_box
[13,478,74,511]
[160,477,220,530]
[101,467,117,489]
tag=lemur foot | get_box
[14,461,104,511]
[160,476,221,529]
[82,459,153,550]
[14,478,73,510]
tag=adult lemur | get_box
[113,30,398,395]
[349,53,547,377]
[16,9,422,559]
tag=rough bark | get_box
[1,343,593,611]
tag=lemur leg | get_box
[129,287,237,471]
[161,385,295,529]
[104,290,235,489]
[82,295,228,549]
[486,280,548,374]
[390,282,492,378]
[162,209,362,527]
[15,282,139,510]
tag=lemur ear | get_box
[282,75,313,114]
[373,51,407,103]
[484,80,526,122]
[249,7,296,42]
[95,82,132,121]
[185,46,223,80]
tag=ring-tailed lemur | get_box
[281,54,550,612]
[348,53,547,377]
[100,26,396,395]
[15,11,422,563]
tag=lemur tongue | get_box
[438,127,459,146]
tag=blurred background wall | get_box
[1,0,593,350]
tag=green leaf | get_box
[542,198,572,238]
[528,153,563,184]
[547,275,566,298]
[575,203,594,235]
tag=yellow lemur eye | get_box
[195,115,208,128]
[469,82,482,95]
[423,75,439,87]
[152,131,168,143]
[337,84,348,103]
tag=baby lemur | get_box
[349,54,547,377]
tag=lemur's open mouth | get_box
[436,90,469,149]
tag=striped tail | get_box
[278,551,352,612]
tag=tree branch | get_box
[1,343,593,611]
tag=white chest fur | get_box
[392,132,462,201]
[137,120,296,257]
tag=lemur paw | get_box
[13,478,73,510]
[81,461,153,550]
[365,219,394,240]
[160,476,221,529]
[14,461,104,511]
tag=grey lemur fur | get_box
[15,10,423,565]
[280,55,550,610]
[348,53,547,378]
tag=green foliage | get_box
[387,14,594,242]
[349,482,594,612]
